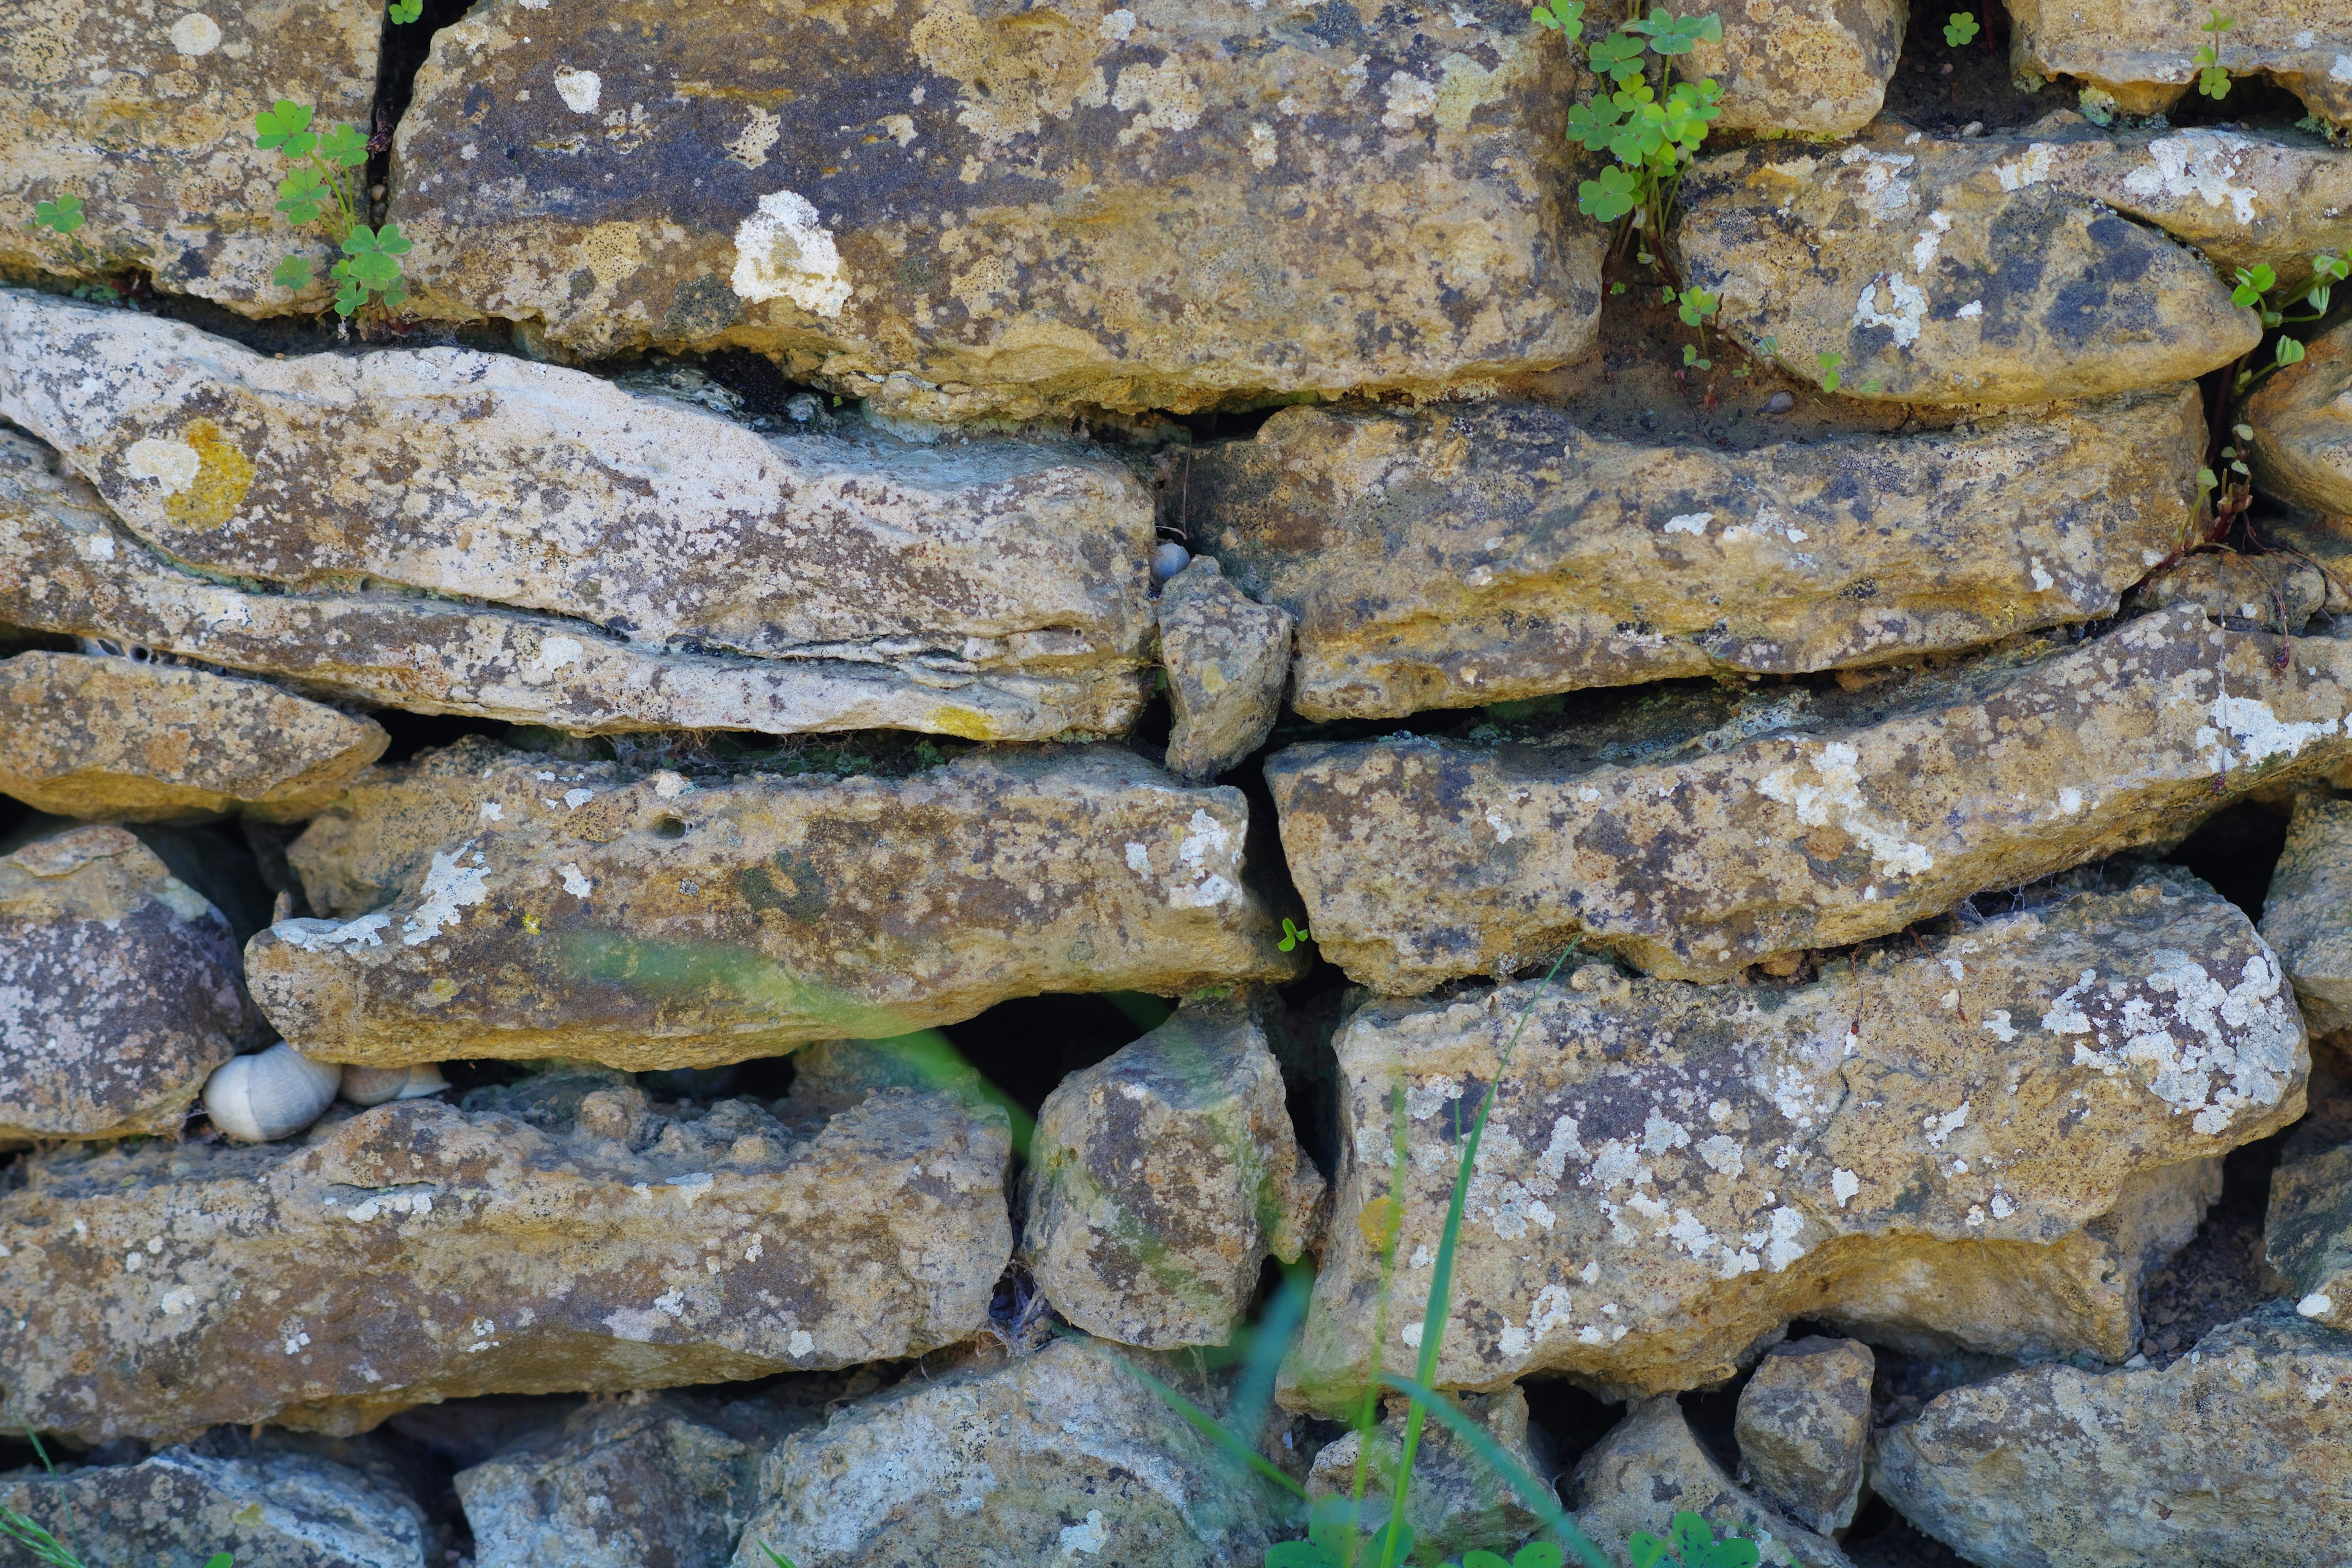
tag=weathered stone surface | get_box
[1156,558,1293,782]
[1873,1310,2352,1567]
[0,0,375,311]
[2261,793,2352,1034]
[1282,870,2304,1409]
[1733,1336,1874,1535]
[2131,545,2331,633]
[1569,1398,1851,1568]
[2250,316,2352,518]
[0,1074,1012,1442]
[249,744,1300,1069]
[386,0,1600,424]
[2008,0,2352,124]
[1268,605,2352,989]
[0,823,255,1145]
[0,291,1155,741]
[1676,122,2261,405]
[1305,1389,1556,1562]
[0,651,385,823]
[1198,390,2201,720]
[728,1335,1286,1567]
[1676,0,1905,137]
[1025,989,1325,1348]
[0,429,1139,739]
[0,1447,429,1568]
[2266,1136,2352,1332]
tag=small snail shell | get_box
[202,1043,342,1142]
[1150,541,1193,582]
[339,1062,452,1108]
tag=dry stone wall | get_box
[6,1,2352,1564]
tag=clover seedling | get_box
[2195,9,2234,98]
[30,193,83,235]
[255,97,410,317]
[1629,1512,1761,1568]
[1943,10,1978,46]
[388,0,422,19]
[1278,917,1313,953]
[1816,350,1844,392]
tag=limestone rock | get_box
[0,651,385,823]
[2130,546,2331,633]
[0,823,256,1146]
[1267,605,2352,989]
[0,0,376,312]
[0,291,1154,742]
[247,744,1301,1070]
[1304,1389,1557,1563]
[386,0,1600,424]
[1676,0,1905,137]
[728,1335,1287,1568]
[1568,1398,1852,1568]
[0,1076,1012,1442]
[2266,1137,2352,1333]
[2008,0,2352,124]
[2250,315,2352,518]
[1197,390,2202,720]
[2260,793,2352,1033]
[1733,1336,1874,1535]
[1280,870,2304,1409]
[0,428,1141,740]
[1676,122,2261,405]
[0,1447,429,1568]
[1872,1310,2352,1567]
[1156,558,1293,782]
[1025,990,1325,1348]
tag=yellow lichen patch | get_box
[162,420,255,529]
[929,705,999,741]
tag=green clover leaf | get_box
[31,192,85,234]
[2277,335,2307,369]
[341,222,413,292]
[1577,164,1640,222]
[1588,29,1648,81]
[1630,8,1721,55]
[2231,263,2275,306]
[1530,0,1585,33]
[1566,92,1630,152]
[1676,285,1719,326]
[1943,10,1979,45]
[388,0,423,20]
[318,123,370,169]
[333,274,368,316]
[1277,916,1313,953]
[270,253,316,289]
[255,99,318,157]
[1817,349,1845,392]
[274,167,330,224]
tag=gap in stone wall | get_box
[2167,797,2293,919]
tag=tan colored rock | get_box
[1268,606,2352,989]
[1676,122,2261,405]
[2260,793,2352,1034]
[728,1335,1286,1568]
[2131,546,2331,633]
[0,290,1155,741]
[1676,0,1906,137]
[0,650,385,823]
[2250,315,2352,518]
[0,429,1136,739]
[386,0,1599,424]
[1733,1336,1874,1536]
[1569,1398,1852,1568]
[1197,390,2201,721]
[1872,1311,2352,1567]
[2009,0,2352,124]
[0,0,375,312]
[0,824,257,1146]
[2267,1142,2352,1332]
[247,745,1302,1071]
[1156,558,1293,782]
[1025,990,1325,1348]
[0,1074,1012,1443]
[1304,1389,1558,1563]
[1280,870,2304,1410]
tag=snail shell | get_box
[339,1062,452,1107]
[202,1042,342,1142]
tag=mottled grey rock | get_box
[2131,546,2331,633]
[1156,558,1293,782]
[0,824,255,1146]
[2261,793,2352,1034]
[1676,0,1905,136]
[2267,1137,2352,1333]
[1025,989,1325,1348]
[1872,1311,2352,1567]
[2250,314,2352,518]
[1734,1337,1875,1535]
[2008,0,2352,124]
[1304,1389,1558,1564]
[1196,391,2201,720]
[1569,1398,1852,1568]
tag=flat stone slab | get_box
[1268,605,2352,989]
[2251,316,2352,518]
[1282,869,2304,1409]
[2009,0,2352,123]
[0,1073,1012,1442]
[1196,389,2201,720]
[386,0,1600,423]
[247,744,1302,1069]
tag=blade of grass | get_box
[1227,1262,1315,1449]
[1118,1354,1310,1499]
[1376,1373,1608,1568]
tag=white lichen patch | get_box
[2123,131,2261,225]
[1853,272,1929,349]
[730,190,853,317]
[402,843,492,946]
[553,68,602,115]
[123,439,202,497]
[1756,741,1936,879]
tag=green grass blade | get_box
[1376,1373,1608,1568]
[1227,1262,1314,1449]
[1119,1356,1308,1499]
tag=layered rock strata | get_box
[2007,0,2352,123]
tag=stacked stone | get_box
[6,0,2352,1565]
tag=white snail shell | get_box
[339,1062,452,1107]
[201,1043,342,1142]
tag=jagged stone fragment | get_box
[2250,315,2352,518]
[2267,1138,2352,1333]
[2008,0,2352,124]
[248,745,1300,1069]
[1156,559,1293,781]
[0,291,1153,742]
[1675,0,1905,136]
[386,0,1599,424]
[1677,122,2261,404]
[0,651,385,823]
[1734,1337,1875,1535]
[2131,546,2331,633]
[1569,1398,1851,1568]
[0,1074,1012,1442]
[2260,793,2352,1034]
[1025,990,1325,1348]
[1305,1389,1557,1563]
[0,824,255,1146]
[1268,605,2352,989]
[728,1336,1286,1568]
[0,0,376,312]
[1281,870,2304,1409]
[0,1447,429,1568]
[1872,1311,2352,1567]
[1197,391,2201,720]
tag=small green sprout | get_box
[30,194,83,235]
[1577,164,1641,223]
[2194,9,2234,99]
[1943,11,1979,46]
[1683,342,1711,369]
[759,1545,798,1568]
[1278,917,1313,953]
[1817,350,1844,392]
[388,0,423,20]
[1629,1512,1761,1568]
[1670,284,1718,329]
[1529,0,1586,32]
[255,98,409,318]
